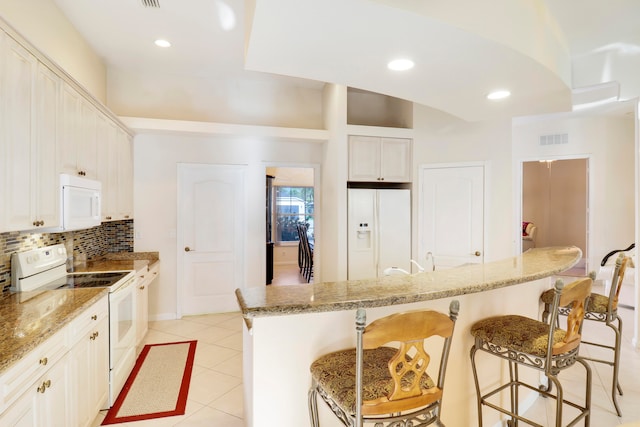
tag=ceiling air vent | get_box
[539,133,568,146]
[141,0,160,7]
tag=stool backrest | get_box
[549,277,592,356]
[355,301,459,418]
[609,253,633,313]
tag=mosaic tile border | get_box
[0,220,134,294]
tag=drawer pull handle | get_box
[91,315,98,320]
[39,357,48,366]
[139,285,145,290]
[37,380,51,393]
[90,331,99,340]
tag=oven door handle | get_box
[111,277,135,296]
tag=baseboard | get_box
[149,313,178,321]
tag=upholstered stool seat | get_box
[470,277,593,427]
[310,347,437,415]
[471,315,571,358]
[308,301,459,427]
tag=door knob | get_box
[474,251,482,257]
[185,247,191,252]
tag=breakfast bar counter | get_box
[236,247,581,427]
[236,246,581,319]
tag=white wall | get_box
[0,0,106,101]
[320,84,349,282]
[133,132,323,320]
[412,104,515,261]
[108,68,325,129]
[513,112,635,270]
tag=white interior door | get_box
[419,165,484,269]
[178,164,245,315]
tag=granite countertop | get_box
[0,251,160,377]
[0,288,107,375]
[236,246,581,319]
[73,251,160,274]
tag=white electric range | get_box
[11,244,138,407]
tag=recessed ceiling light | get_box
[387,59,414,71]
[154,39,171,48]
[487,90,511,100]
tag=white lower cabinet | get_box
[70,297,109,427]
[0,385,34,426]
[0,295,109,427]
[0,353,71,427]
[136,263,159,347]
[33,353,71,427]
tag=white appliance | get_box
[11,244,137,407]
[348,188,411,280]
[59,173,102,231]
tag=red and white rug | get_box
[102,340,197,425]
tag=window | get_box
[274,186,314,243]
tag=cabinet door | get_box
[34,63,60,228]
[136,274,149,346]
[97,115,119,221]
[34,354,71,427]
[136,263,158,345]
[58,82,81,176]
[2,35,36,232]
[0,388,36,426]
[116,128,133,220]
[71,328,92,427]
[71,317,109,427]
[78,99,98,178]
[93,317,109,417]
[348,136,381,181]
[380,137,411,182]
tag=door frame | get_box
[262,162,321,285]
[515,154,592,268]
[417,161,488,269]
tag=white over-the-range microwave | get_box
[38,174,102,232]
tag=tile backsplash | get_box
[0,220,134,293]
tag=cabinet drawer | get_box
[148,262,160,280]
[0,327,68,410]
[69,296,108,346]
[137,262,159,287]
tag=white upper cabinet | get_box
[97,115,117,221]
[348,135,412,182]
[58,82,98,179]
[0,25,133,232]
[34,63,61,229]
[1,33,61,232]
[116,127,133,220]
[97,118,132,221]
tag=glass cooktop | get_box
[45,272,130,289]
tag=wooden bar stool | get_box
[470,277,593,427]
[308,300,460,427]
[541,253,633,416]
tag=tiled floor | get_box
[91,312,244,427]
[91,279,640,427]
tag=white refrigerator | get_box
[347,188,411,280]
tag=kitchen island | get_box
[235,246,581,427]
